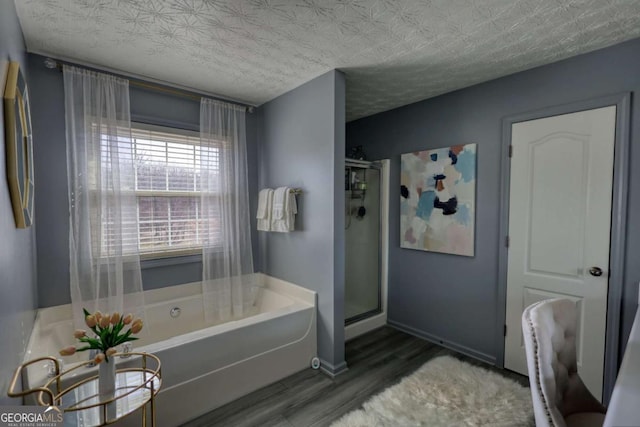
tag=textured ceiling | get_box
[15,0,640,121]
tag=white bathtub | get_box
[23,274,317,426]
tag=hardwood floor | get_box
[181,326,528,427]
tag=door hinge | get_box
[509,145,513,158]
[504,324,507,336]
[505,236,510,248]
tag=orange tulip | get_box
[130,319,144,334]
[85,315,97,328]
[99,315,110,329]
[94,353,105,364]
[59,346,76,356]
[73,329,86,339]
[94,311,103,322]
[110,312,121,325]
[122,314,133,325]
[106,347,117,357]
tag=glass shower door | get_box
[345,163,381,324]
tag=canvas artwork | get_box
[400,144,476,256]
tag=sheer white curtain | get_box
[200,98,256,324]
[64,65,145,329]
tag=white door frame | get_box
[496,93,631,404]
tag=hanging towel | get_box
[272,187,287,220]
[257,188,274,231]
[257,188,271,219]
[286,190,297,231]
[271,187,297,232]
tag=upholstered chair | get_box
[521,299,606,427]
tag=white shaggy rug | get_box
[331,356,534,427]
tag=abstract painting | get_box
[400,144,476,256]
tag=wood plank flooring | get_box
[181,326,528,427]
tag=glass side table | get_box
[8,352,161,427]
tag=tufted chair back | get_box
[522,299,606,427]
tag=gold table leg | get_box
[150,381,156,427]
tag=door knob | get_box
[589,267,603,277]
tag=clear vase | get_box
[98,357,116,398]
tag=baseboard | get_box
[319,358,349,377]
[388,320,497,365]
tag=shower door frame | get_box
[344,159,389,336]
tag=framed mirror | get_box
[3,61,34,228]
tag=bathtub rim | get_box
[31,273,314,325]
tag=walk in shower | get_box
[345,159,382,325]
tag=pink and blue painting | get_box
[400,144,476,256]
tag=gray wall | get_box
[27,53,260,307]
[258,70,346,372]
[346,38,640,365]
[0,1,38,404]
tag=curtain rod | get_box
[43,57,254,113]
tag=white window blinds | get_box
[96,123,222,258]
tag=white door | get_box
[504,106,616,400]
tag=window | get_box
[118,124,219,258]
[93,123,222,260]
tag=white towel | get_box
[272,187,287,220]
[257,189,274,231]
[271,187,297,232]
[257,189,271,219]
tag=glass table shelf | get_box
[9,352,161,427]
